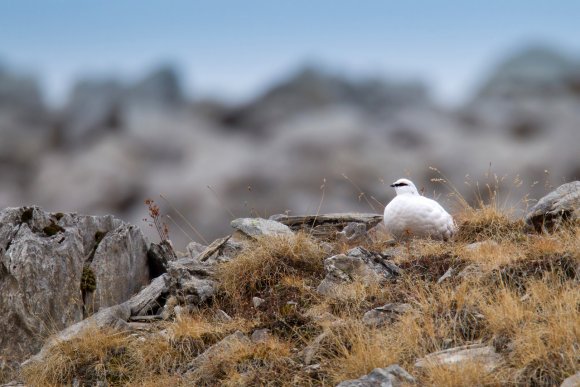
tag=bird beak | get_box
[390,184,395,187]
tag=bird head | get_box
[390,178,419,196]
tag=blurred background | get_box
[1,1,579,247]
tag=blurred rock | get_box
[63,79,124,145]
[524,181,580,232]
[221,66,429,133]
[476,46,580,100]
[336,364,416,387]
[414,344,501,372]
[0,64,45,120]
[362,303,412,327]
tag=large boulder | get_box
[0,207,151,362]
[524,181,580,232]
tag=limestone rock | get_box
[127,273,171,316]
[336,364,416,387]
[0,207,151,362]
[317,247,401,296]
[231,218,293,238]
[525,181,580,232]
[166,258,216,305]
[251,329,271,343]
[561,371,580,387]
[271,213,383,240]
[414,344,501,372]
[362,303,412,327]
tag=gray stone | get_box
[437,267,454,284]
[317,247,401,296]
[186,241,207,260]
[414,344,501,372]
[302,332,329,366]
[561,371,580,387]
[251,329,271,343]
[147,240,177,277]
[525,181,580,232]
[362,303,412,327]
[86,224,150,313]
[0,207,151,362]
[231,217,293,238]
[271,213,383,241]
[338,222,369,243]
[166,258,216,305]
[336,364,415,387]
[214,309,233,322]
[252,297,266,308]
[127,273,170,316]
[186,331,250,372]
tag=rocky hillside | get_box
[0,182,579,386]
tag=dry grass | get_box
[22,191,580,386]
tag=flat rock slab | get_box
[414,344,501,372]
[525,181,580,232]
[270,213,383,240]
[362,303,412,327]
[231,218,293,238]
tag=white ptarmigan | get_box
[383,178,455,240]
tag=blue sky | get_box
[1,1,579,106]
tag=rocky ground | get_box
[0,181,578,386]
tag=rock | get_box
[0,207,151,362]
[437,267,454,284]
[476,46,578,100]
[126,66,184,110]
[302,332,329,365]
[166,258,216,305]
[252,297,266,308]
[147,240,177,277]
[185,331,250,372]
[336,364,416,387]
[85,223,150,313]
[231,218,293,238]
[271,213,383,241]
[23,304,131,368]
[221,66,429,133]
[251,329,271,343]
[317,247,401,296]
[362,303,412,327]
[414,344,501,372]
[186,241,207,260]
[524,181,580,232]
[456,264,484,280]
[63,79,124,144]
[197,235,231,262]
[127,273,170,316]
[338,222,369,244]
[561,371,580,387]
[214,309,233,322]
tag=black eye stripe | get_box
[392,183,408,187]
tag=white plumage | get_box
[383,178,455,241]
